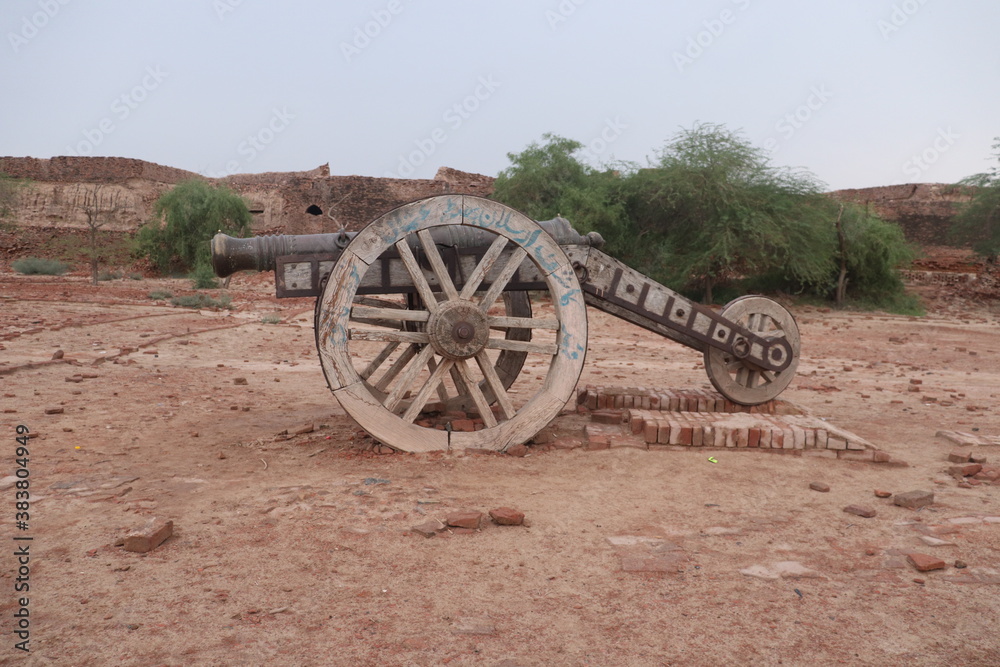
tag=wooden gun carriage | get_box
[212,195,800,453]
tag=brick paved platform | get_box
[560,385,895,464]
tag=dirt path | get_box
[1,271,999,666]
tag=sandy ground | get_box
[0,269,999,666]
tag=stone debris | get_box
[740,561,821,580]
[906,552,946,572]
[844,505,876,518]
[936,430,1000,447]
[919,536,955,547]
[894,490,934,509]
[446,511,483,530]
[809,482,831,493]
[292,424,314,436]
[51,349,64,359]
[410,520,446,538]
[954,560,968,569]
[123,518,173,553]
[489,507,525,526]
[874,489,892,498]
[233,377,248,385]
[621,554,688,573]
[505,444,528,457]
[44,407,64,414]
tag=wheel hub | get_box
[427,300,489,360]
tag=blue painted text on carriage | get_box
[465,206,559,273]
[558,323,585,361]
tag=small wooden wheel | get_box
[316,195,587,452]
[704,296,800,405]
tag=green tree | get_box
[493,125,916,309]
[631,123,835,303]
[136,179,252,273]
[491,133,624,231]
[951,138,1000,263]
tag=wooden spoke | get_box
[474,350,515,421]
[349,329,430,344]
[401,357,454,423]
[395,238,439,313]
[486,338,558,355]
[384,344,437,413]
[351,305,430,323]
[478,247,527,312]
[487,315,559,330]
[454,359,497,428]
[459,234,509,300]
[417,229,459,301]
[360,341,399,381]
[374,343,420,393]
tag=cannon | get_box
[212,195,800,453]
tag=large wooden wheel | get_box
[704,296,800,405]
[316,195,588,452]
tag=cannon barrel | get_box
[211,217,604,278]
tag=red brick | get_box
[906,552,946,572]
[123,518,173,553]
[506,444,528,457]
[949,464,982,478]
[843,505,876,518]
[446,511,482,530]
[641,420,656,443]
[451,419,476,432]
[948,449,973,463]
[489,507,524,526]
[678,426,693,445]
[893,490,934,509]
[748,428,761,448]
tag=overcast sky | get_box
[2,1,997,191]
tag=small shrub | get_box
[98,270,121,281]
[148,290,173,300]
[128,272,144,281]
[261,314,282,324]
[170,293,232,309]
[190,263,219,289]
[12,257,69,275]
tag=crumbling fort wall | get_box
[829,183,972,246]
[0,156,496,236]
